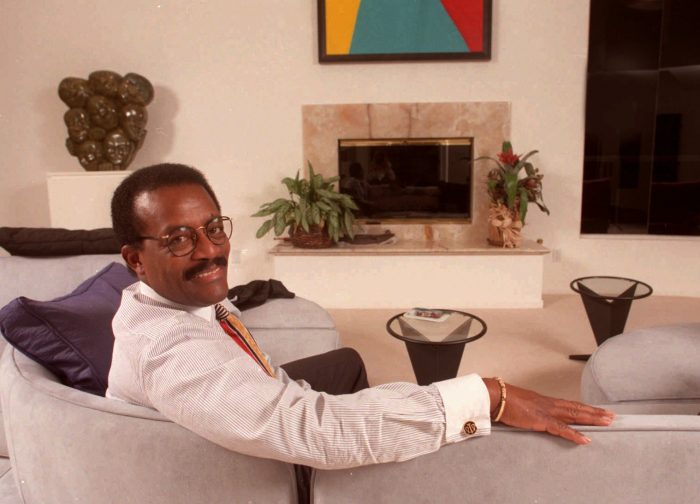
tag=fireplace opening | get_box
[338,138,473,220]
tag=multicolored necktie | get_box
[215,304,275,377]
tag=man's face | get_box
[125,184,230,307]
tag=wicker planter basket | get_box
[289,225,334,249]
[487,203,523,248]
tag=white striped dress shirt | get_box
[107,282,491,469]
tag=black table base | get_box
[404,341,466,386]
[569,277,651,361]
[568,354,591,362]
[387,311,486,386]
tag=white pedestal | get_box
[47,171,130,229]
[271,239,549,309]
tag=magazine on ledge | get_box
[404,308,450,323]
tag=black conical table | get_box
[569,276,653,361]
[386,310,487,385]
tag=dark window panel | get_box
[660,0,700,68]
[654,67,700,182]
[583,72,657,232]
[588,0,663,73]
[582,0,700,235]
[648,180,700,234]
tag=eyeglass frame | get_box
[135,216,233,257]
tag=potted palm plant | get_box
[253,163,358,248]
[480,141,549,248]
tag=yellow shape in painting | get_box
[325,0,361,55]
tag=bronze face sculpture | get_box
[58,78,93,108]
[75,140,103,171]
[59,70,153,171]
[86,95,119,130]
[104,129,135,169]
[118,73,154,106]
[120,103,148,146]
[88,71,122,98]
[64,108,90,143]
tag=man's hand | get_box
[483,378,615,445]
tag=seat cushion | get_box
[0,262,135,395]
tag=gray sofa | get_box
[0,253,339,503]
[1,253,700,503]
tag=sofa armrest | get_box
[240,297,340,364]
[312,416,700,504]
[580,323,700,404]
[1,347,298,504]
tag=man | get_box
[107,163,613,498]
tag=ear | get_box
[121,244,145,278]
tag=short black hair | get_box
[111,163,221,246]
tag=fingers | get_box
[545,418,591,445]
[496,384,615,445]
[539,403,613,444]
[550,400,615,426]
[523,410,592,445]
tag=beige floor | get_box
[329,294,700,401]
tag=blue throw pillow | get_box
[0,262,136,396]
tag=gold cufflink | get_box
[463,421,477,435]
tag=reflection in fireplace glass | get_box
[338,138,473,220]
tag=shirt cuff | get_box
[433,373,491,443]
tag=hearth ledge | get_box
[270,239,549,257]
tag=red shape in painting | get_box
[441,0,484,52]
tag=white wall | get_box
[1,0,698,296]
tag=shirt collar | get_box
[138,281,216,323]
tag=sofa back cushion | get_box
[0,227,120,257]
[0,262,135,395]
[0,254,123,308]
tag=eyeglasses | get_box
[137,216,232,257]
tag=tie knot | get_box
[214,303,230,321]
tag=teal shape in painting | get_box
[350,0,469,54]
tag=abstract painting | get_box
[318,0,492,62]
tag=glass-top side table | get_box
[569,276,653,361]
[386,310,487,385]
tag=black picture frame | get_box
[318,0,492,63]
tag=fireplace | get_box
[302,102,510,240]
[338,138,473,220]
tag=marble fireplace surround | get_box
[280,102,548,308]
[302,102,511,243]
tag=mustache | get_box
[184,256,228,281]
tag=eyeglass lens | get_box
[167,217,232,256]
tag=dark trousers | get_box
[280,347,369,504]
